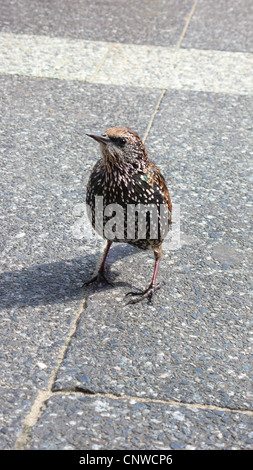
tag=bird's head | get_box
[86,127,148,172]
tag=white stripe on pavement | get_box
[0,33,253,95]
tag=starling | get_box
[84,127,172,304]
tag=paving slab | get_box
[182,0,253,52]
[0,388,35,449]
[29,393,252,450]
[0,33,109,82]
[94,43,253,94]
[0,74,161,448]
[1,33,253,94]
[0,0,194,46]
[53,90,252,416]
[0,1,253,451]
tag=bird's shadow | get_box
[0,244,138,310]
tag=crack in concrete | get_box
[15,380,253,449]
[14,298,88,449]
[176,0,199,49]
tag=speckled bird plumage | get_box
[85,127,172,303]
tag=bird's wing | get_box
[131,163,172,216]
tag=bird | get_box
[84,127,172,304]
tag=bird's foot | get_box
[125,283,161,304]
[82,270,113,287]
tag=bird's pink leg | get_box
[83,240,113,286]
[126,249,162,304]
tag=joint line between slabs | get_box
[88,44,114,83]
[143,89,166,143]
[176,0,199,49]
[14,297,88,449]
[52,390,253,417]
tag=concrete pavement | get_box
[0,0,252,450]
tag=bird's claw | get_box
[82,270,113,287]
[126,283,161,304]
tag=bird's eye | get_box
[110,136,127,147]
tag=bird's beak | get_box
[86,132,110,144]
